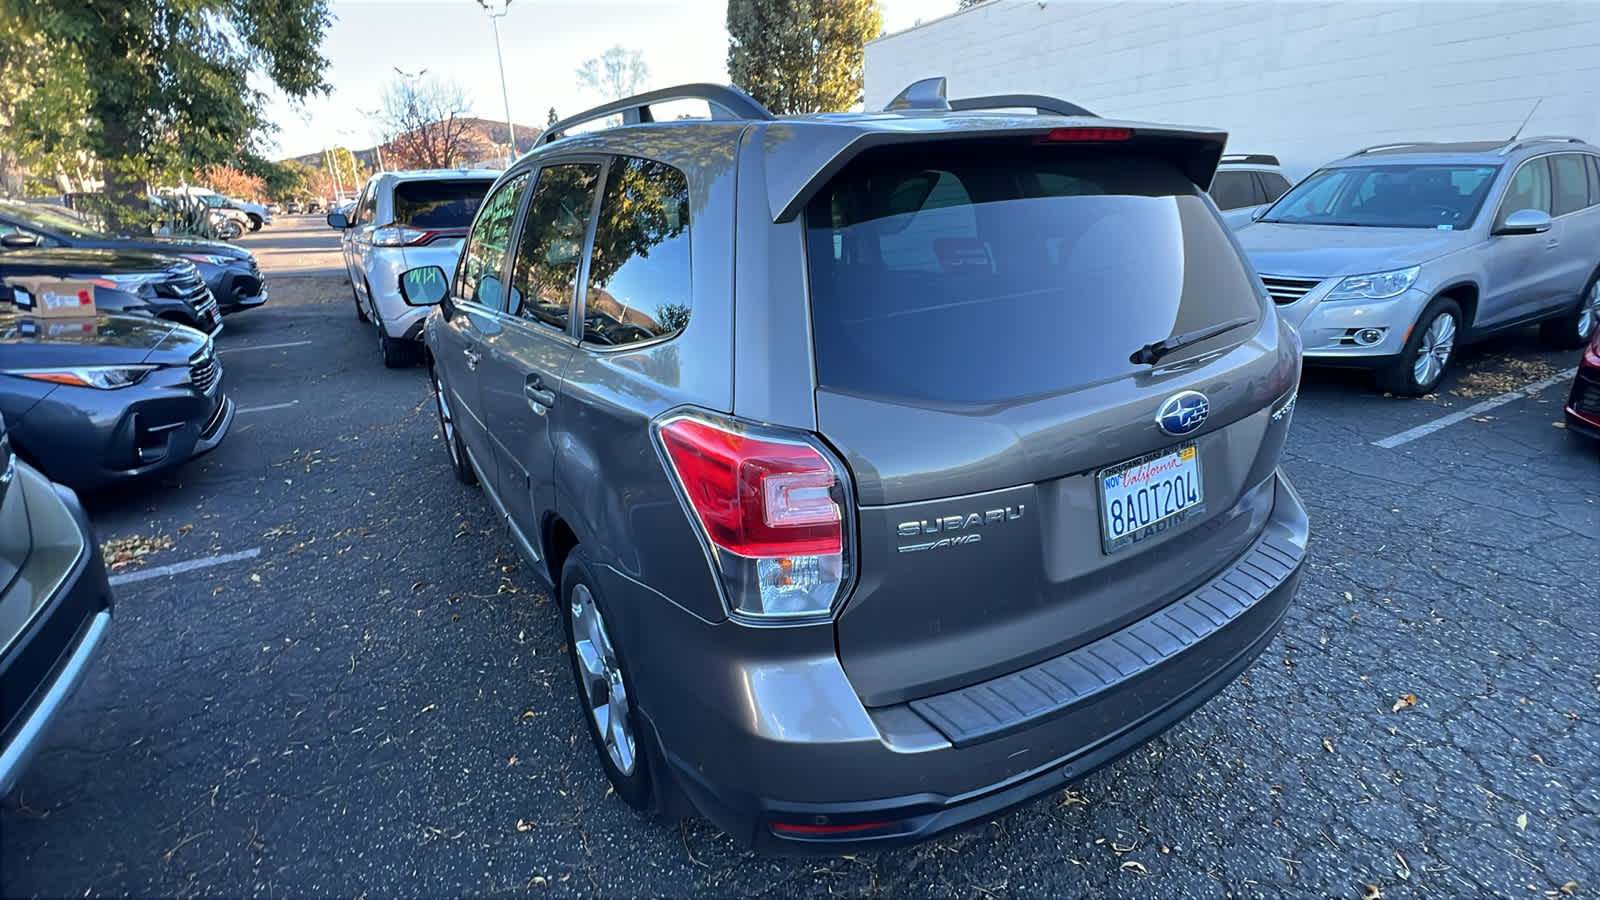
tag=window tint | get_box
[1499,158,1552,223]
[1259,172,1292,202]
[393,178,495,228]
[805,149,1263,405]
[508,163,602,334]
[456,172,530,309]
[1265,164,1498,229]
[1588,155,1600,203]
[1209,171,1257,210]
[582,157,692,347]
[1551,154,1590,215]
[354,183,378,226]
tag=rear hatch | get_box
[803,142,1297,706]
[392,177,496,271]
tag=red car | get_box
[1565,329,1600,441]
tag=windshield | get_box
[1261,164,1500,229]
[0,201,107,239]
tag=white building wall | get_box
[865,0,1600,179]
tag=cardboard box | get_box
[4,277,98,317]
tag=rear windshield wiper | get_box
[1130,316,1255,366]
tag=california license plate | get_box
[1098,443,1204,554]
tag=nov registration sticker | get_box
[1098,442,1204,554]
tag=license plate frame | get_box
[1097,442,1205,555]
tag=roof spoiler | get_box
[764,122,1228,222]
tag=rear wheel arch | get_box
[543,516,580,592]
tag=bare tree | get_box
[576,46,650,101]
[372,71,488,169]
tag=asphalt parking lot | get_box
[3,217,1597,898]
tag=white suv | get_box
[329,169,500,366]
[1211,154,1294,229]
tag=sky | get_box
[262,0,958,160]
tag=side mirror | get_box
[1495,208,1552,236]
[1250,205,1270,222]
[398,266,449,306]
[326,212,349,230]
[0,233,40,249]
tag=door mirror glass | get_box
[398,266,449,306]
[0,232,40,249]
[326,211,349,230]
[1495,208,1552,235]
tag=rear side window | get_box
[508,163,602,334]
[1209,171,1257,210]
[1259,172,1292,202]
[393,178,495,228]
[582,157,692,347]
[805,148,1263,405]
[1551,154,1591,215]
[456,173,529,308]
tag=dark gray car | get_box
[396,80,1308,851]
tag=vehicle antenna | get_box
[1509,98,1543,142]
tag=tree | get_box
[0,17,93,195]
[204,166,266,201]
[727,0,882,115]
[372,73,488,169]
[239,154,312,201]
[5,0,333,228]
[323,146,366,196]
[576,46,651,101]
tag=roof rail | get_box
[1503,135,1585,153]
[949,93,1096,118]
[539,83,773,146]
[1351,142,1435,156]
[1220,153,1280,166]
[884,76,952,112]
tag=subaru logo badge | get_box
[1156,391,1210,436]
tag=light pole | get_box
[484,1,517,166]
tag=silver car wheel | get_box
[432,368,459,467]
[1579,281,1600,340]
[571,583,636,776]
[1412,311,1457,387]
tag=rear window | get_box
[804,148,1262,405]
[393,178,495,229]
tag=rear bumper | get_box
[1565,366,1600,440]
[0,464,113,796]
[638,470,1308,853]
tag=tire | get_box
[1379,297,1462,396]
[1539,271,1600,350]
[378,328,422,368]
[430,362,476,485]
[351,279,369,323]
[561,547,655,812]
[247,214,263,232]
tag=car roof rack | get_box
[539,83,774,146]
[1351,142,1436,156]
[1502,135,1586,153]
[1219,153,1280,166]
[948,93,1097,118]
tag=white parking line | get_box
[221,340,313,353]
[236,401,299,414]
[1372,367,1577,449]
[108,547,262,586]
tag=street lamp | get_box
[482,1,517,166]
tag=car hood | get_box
[1236,221,1477,278]
[94,233,249,260]
[0,313,197,366]
[0,247,184,275]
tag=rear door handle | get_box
[524,376,557,410]
[463,348,481,370]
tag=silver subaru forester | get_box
[1237,137,1600,394]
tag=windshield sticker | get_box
[1437,225,1453,230]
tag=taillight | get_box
[372,223,432,247]
[654,412,852,620]
[1036,126,1133,143]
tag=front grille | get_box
[1570,369,1600,416]
[1259,275,1323,306]
[189,347,221,395]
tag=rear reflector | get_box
[1037,126,1133,143]
[770,820,899,837]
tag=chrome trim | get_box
[0,610,111,796]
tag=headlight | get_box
[5,365,159,389]
[181,253,234,266]
[87,272,156,289]
[1325,266,1420,301]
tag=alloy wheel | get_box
[1412,311,1457,387]
[570,583,636,776]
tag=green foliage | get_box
[240,153,313,201]
[5,0,333,225]
[0,17,92,193]
[727,0,883,115]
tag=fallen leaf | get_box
[1516,812,1528,830]
[529,875,548,888]
[1553,422,1566,429]
[1559,882,1578,896]
[1160,845,1171,854]
[507,756,519,766]
[1343,591,1354,601]
[419,703,436,713]
[1119,861,1149,875]
[1322,738,1335,753]
[1391,693,1417,713]
[1059,789,1089,808]
[250,573,262,584]
[178,523,194,534]
[411,581,427,592]
[520,710,536,721]
[515,819,532,833]
[1363,884,1382,900]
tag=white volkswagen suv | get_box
[330,169,500,366]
